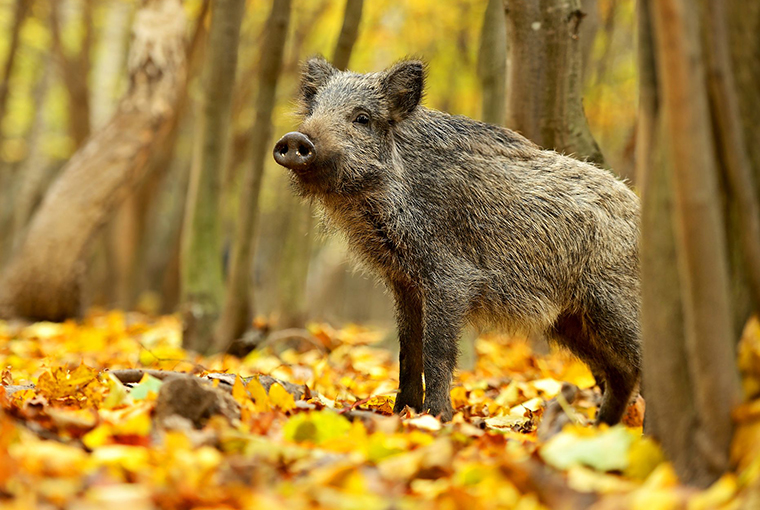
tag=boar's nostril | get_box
[273,132,316,170]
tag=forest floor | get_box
[1,310,759,509]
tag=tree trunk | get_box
[179,0,246,352]
[0,0,30,140]
[125,0,210,313]
[0,0,187,321]
[641,0,743,487]
[214,0,292,351]
[11,55,54,250]
[704,0,760,319]
[478,0,507,126]
[332,0,363,71]
[90,0,133,130]
[274,0,365,330]
[638,0,696,484]
[504,0,604,165]
[50,0,93,149]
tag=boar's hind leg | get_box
[391,281,424,414]
[420,288,464,422]
[553,304,640,426]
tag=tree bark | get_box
[641,0,742,487]
[703,0,760,317]
[179,0,246,352]
[332,0,363,71]
[0,0,187,321]
[478,0,507,126]
[214,0,292,351]
[638,0,696,484]
[504,0,604,165]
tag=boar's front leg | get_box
[420,286,463,422]
[391,280,424,414]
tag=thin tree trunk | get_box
[0,0,187,321]
[50,0,93,149]
[504,0,604,165]
[648,0,741,486]
[0,0,31,139]
[638,0,696,484]
[703,0,760,314]
[11,55,54,249]
[332,0,363,71]
[579,0,599,83]
[214,0,292,351]
[276,0,365,329]
[478,0,507,126]
[180,0,246,352]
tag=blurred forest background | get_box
[0,0,636,332]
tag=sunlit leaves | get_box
[1,311,758,508]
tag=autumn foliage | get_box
[2,312,760,508]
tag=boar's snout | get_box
[273,132,315,171]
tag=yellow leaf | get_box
[626,436,666,481]
[91,445,151,474]
[269,383,296,412]
[231,375,248,405]
[102,373,131,409]
[451,386,469,409]
[246,377,271,412]
[689,474,737,510]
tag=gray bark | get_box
[504,0,604,165]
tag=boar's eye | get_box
[353,113,370,125]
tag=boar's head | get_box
[273,56,425,197]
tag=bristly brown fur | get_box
[277,57,641,425]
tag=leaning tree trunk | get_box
[0,0,187,321]
[214,0,292,351]
[179,0,246,352]
[477,0,507,126]
[504,0,604,165]
[640,0,744,487]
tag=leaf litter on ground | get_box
[1,310,759,509]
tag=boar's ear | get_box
[300,56,337,113]
[382,60,425,122]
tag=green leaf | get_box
[539,425,636,472]
[129,375,164,401]
[283,411,351,445]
